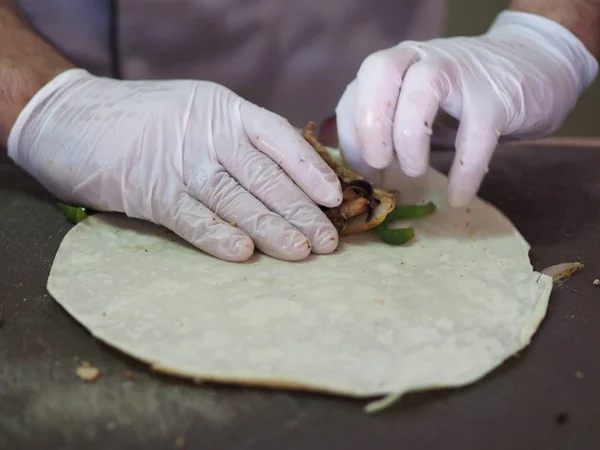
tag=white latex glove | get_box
[8,69,343,262]
[336,10,598,206]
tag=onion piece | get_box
[342,189,396,235]
[302,122,398,235]
[318,115,338,148]
[541,262,584,284]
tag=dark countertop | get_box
[1,144,599,450]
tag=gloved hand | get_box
[8,69,342,262]
[336,10,598,206]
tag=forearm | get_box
[0,1,74,144]
[509,0,600,57]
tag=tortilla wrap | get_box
[46,153,552,411]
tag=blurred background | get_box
[446,0,600,137]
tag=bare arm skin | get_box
[509,0,600,57]
[0,0,73,144]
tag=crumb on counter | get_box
[175,435,187,448]
[76,361,101,382]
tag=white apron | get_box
[16,0,446,126]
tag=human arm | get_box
[0,0,74,143]
[4,1,342,262]
[335,2,599,207]
[509,0,600,56]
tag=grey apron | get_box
[16,0,445,126]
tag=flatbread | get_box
[46,161,552,411]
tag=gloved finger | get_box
[335,80,384,185]
[188,163,313,261]
[354,46,420,169]
[220,142,339,255]
[168,191,255,262]
[393,59,450,177]
[240,103,342,208]
[447,106,500,207]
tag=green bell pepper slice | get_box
[375,201,436,245]
[57,202,90,224]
